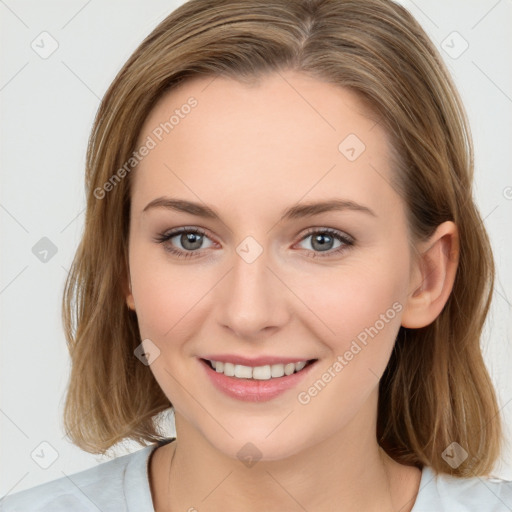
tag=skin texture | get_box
[125,71,459,511]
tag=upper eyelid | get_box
[300,227,353,242]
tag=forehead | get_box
[131,71,400,221]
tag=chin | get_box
[207,430,311,464]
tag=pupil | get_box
[182,232,202,250]
[312,233,333,252]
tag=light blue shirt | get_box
[1,437,511,511]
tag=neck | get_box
[150,391,421,512]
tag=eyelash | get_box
[153,227,354,260]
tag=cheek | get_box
[293,265,406,422]
[128,245,217,342]
[294,261,405,338]
[285,251,408,382]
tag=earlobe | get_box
[126,293,136,311]
[401,221,459,329]
[124,268,136,311]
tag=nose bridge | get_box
[219,235,287,336]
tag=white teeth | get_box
[295,361,307,371]
[271,364,285,378]
[223,362,235,377]
[234,364,252,379]
[208,359,311,380]
[252,365,272,380]
[284,363,295,376]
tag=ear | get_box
[401,221,459,328]
[123,267,136,311]
[126,290,136,311]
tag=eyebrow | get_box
[142,197,377,220]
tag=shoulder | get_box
[413,466,512,511]
[0,444,157,512]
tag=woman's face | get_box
[126,71,418,460]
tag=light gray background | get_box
[1,0,511,496]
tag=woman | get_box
[3,0,511,510]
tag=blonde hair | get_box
[62,0,503,476]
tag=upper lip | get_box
[201,354,316,366]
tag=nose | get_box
[218,241,290,340]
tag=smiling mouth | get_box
[200,358,318,380]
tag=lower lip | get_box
[199,358,317,402]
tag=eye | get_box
[295,228,354,258]
[153,227,215,259]
[154,226,354,260]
